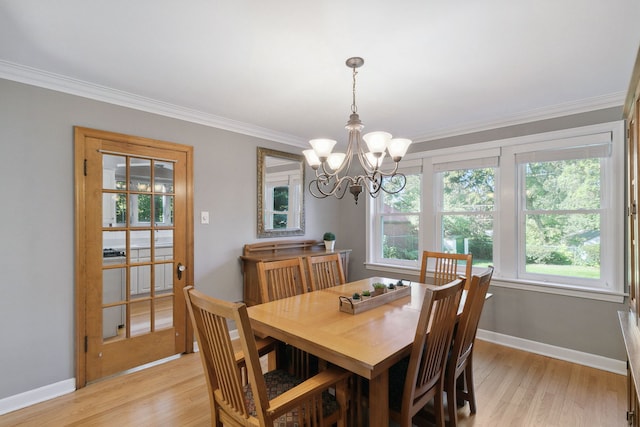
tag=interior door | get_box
[75,127,194,386]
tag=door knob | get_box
[177,263,186,280]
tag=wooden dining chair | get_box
[307,253,346,291]
[388,278,465,427]
[257,257,313,378]
[445,266,494,427]
[257,258,308,302]
[183,286,351,427]
[419,251,473,289]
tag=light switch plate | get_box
[201,211,209,224]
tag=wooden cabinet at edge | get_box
[621,45,640,427]
[240,240,351,307]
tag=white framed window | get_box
[434,155,498,267]
[366,121,624,300]
[510,133,614,289]
[368,161,422,268]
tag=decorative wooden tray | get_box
[339,284,411,314]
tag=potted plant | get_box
[361,290,371,299]
[323,232,336,252]
[372,282,387,297]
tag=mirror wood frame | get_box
[257,147,305,238]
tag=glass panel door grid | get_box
[102,155,175,342]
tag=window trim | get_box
[366,121,625,302]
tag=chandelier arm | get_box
[379,172,408,194]
[355,133,377,174]
[372,161,400,178]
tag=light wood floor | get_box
[1,340,626,426]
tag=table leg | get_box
[369,371,389,427]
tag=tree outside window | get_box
[440,167,495,266]
[380,174,421,261]
[522,158,601,279]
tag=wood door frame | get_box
[74,126,194,388]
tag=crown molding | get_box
[411,91,625,143]
[0,60,307,147]
[0,60,623,147]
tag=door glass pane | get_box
[154,161,174,193]
[102,193,127,228]
[103,231,126,266]
[154,264,165,292]
[130,158,151,192]
[130,229,151,250]
[162,195,174,226]
[155,230,173,261]
[135,264,151,295]
[130,194,152,225]
[131,300,151,337]
[103,267,125,304]
[155,296,173,330]
[103,305,125,340]
[103,154,126,190]
[114,193,127,226]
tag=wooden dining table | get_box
[247,276,464,426]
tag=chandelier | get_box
[302,57,412,204]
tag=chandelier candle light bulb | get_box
[303,57,412,204]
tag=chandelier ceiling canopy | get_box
[303,57,412,204]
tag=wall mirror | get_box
[257,147,305,238]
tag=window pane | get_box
[442,214,493,265]
[525,159,600,210]
[525,213,600,279]
[443,168,495,212]
[382,214,419,260]
[382,175,421,213]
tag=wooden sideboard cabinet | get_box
[240,239,351,306]
[622,45,640,426]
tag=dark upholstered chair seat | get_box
[243,369,341,425]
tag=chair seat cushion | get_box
[243,369,340,425]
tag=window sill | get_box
[490,277,626,303]
[364,262,421,278]
[364,262,626,303]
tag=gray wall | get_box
[0,76,627,402]
[0,78,341,399]
[341,107,629,362]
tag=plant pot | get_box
[324,240,335,252]
[372,288,386,297]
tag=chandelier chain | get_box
[351,66,358,114]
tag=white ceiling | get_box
[1,1,639,148]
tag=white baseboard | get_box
[477,329,626,375]
[0,378,75,416]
